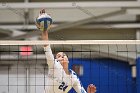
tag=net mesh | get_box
[0,40,139,93]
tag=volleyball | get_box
[36,12,52,32]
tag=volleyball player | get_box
[37,9,96,93]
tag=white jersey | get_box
[44,46,87,93]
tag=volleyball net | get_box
[0,40,139,61]
[0,40,139,93]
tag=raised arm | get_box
[42,31,55,68]
[38,10,54,68]
[42,31,48,46]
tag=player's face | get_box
[56,52,69,65]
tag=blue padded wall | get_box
[68,58,134,93]
[136,58,140,93]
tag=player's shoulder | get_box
[69,69,82,83]
[69,69,78,77]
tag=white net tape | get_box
[0,40,140,45]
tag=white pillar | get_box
[136,29,140,40]
[24,0,29,27]
[136,14,140,61]
[136,29,140,58]
[25,66,30,93]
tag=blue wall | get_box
[68,58,134,93]
[136,58,140,93]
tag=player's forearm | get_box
[44,46,55,67]
[42,31,48,40]
[42,31,49,47]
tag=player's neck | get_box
[64,68,70,75]
[62,63,70,75]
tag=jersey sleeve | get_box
[44,45,55,68]
[73,75,87,93]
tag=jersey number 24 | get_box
[58,82,68,91]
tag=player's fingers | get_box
[88,84,92,87]
[91,85,96,88]
[88,84,97,92]
[89,84,96,88]
[90,86,96,90]
[92,86,96,89]
[40,9,45,13]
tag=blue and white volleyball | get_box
[36,13,52,31]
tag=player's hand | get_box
[40,9,45,14]
[87,84,96,93]
[36,9,52,32]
